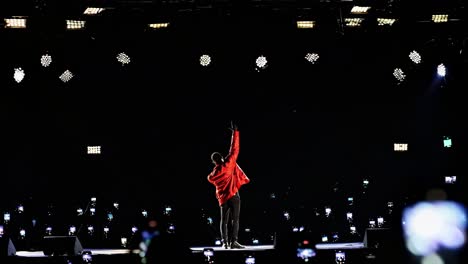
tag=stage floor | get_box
[15,242,365,257]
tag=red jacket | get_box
[208,130,250,206]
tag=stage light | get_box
[363,179,369,188]
[164,206,172,216]
[409,50,422,64]
[113,202,119,209]
[91,197,97,203]
[394,143,408,151]
[116,52,131,65]
[203,248,214,263]
[167,223,175,233]
[296,21,315,29]
[350,6,371,14]
[84,7,105,15]
[17,205,24,213]
[87,226,94,235]
[132,226,138,234]
[377,18,396,26]
[445,176,456,184]
[255,56,268,71]
[443,136,452,147]
[305,53,319,64]
[82,251,93,263]
[377,217,384,227]
[4,17,27,28]
[121,237,128,247]
[104,227,109,233]
[325,207,332,217]
[346,212,353,222]
[77,208,83,216]
[148,23,169,29]
[350,226,357,234]
[322,235,328,242]
[252,238,259,244]
[393,68,406,82]
[4,213,10,223]
[87,146,101,154]
[437,63,446,77]
[292,227,299,232]
[214,239,221,246]
[41,54,52,67]
[90,208,96,216]
[345,18,363,27]
[207,217,213,225]
[0,225,3,237]
[369,220,376,228]
[45,226,52,235]
[296,248,316,262]
[107,212,114,221]
[422,254,444,264]
[403,200,466,256]
[142,210,148,217]
[19,229,26,238]
[200,55,211,66]
[14,67,25,83]
[59,70,74,83]
[347,197,354,206]
[69,226,76,235]
[332,233,339,242]
[283,211,290,220]
[335,251,346,264]
[388,202,394,214]
[245,255,256,264]
[269,193,276,199]
[432,14,448,23]
[66,20,85,30]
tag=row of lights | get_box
[393,50,447,82]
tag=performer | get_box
[208,121,250,249]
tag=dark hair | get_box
[211,152,224,164]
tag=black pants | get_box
[220,192,241,243]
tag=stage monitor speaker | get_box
[42,236,83,256]
[0,237,16,256]
[363,228,391,249]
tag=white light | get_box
[84,7,105,15]
[91,197,97,202]
[377,18,396,26]
[88,226,94,234]
[4,213,10,222]
[113,203,119,209]
[345,18,363,27]
[46,226,52,235]
[325,207,332,217]
[200,54,211,66]
[346,212,353,220]
[41,54,52,67]
[121,237,128,247]
[116,52,131,65]
[20,229,26,237]
[66,20,85,30]
[215,239,222,245]
[148,23,169,29]
[393,68,406,82]
[296,21,315,29]
[87,146,101,154]
[409,50,422,64]
[322,235,328,242]
[77,208,83,215]
[90,208,96,215]
[104,227,110,233]
[14,67,25,83]
[17,205,24,213]
[394,143,408,151]
[432,14,448,23]
[255,56,268,70]
[351,6,371,14]
[59,70,74,83]
[422,254,444,264]
[283,211,290,220]
[437,64,446,77]
[4,17,27,28]
[369,220,376,228]
[350,226,356,234]
[0,226,3,236]
[445,176,456,184]
[69,226,76,235]
[132,226,138,233]
[305,53,319,64]
[142,210,148,217]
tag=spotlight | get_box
[394,143,408,151]
[41,54,52,67]
[77,208,83,216]
[445,176,456,184]
[87,146,101,154]
[113,202,119,209]
[409,50,422,64]
[332,233,339,242]
[377,18,396,26]
[84,7,105,15]
[200,54,211,66]
[121,237,128,247]
[59,70,74,83]
[142,210,148,217]
[87,226,94,235]
[363,179,369,188]
[296,21,315,29]
[17,205,24,213]
[0,225,3,237]
[245,255,256,264]
[270,193,276,199]
[322,235,329,242]
[335,251,346,264]
[347,197,354,205]
[255,56,268,71]
[283,211,290,220]
[164,206,172,216]
[377,217,384,227]
[305,53,319,64]
[45,226,52,235]
[167,223,175,233]
[214,239,222,246]
[325,207,332,217]
[252,238,259,245]
[90,208,96,216]
[107,212,114,221]
[82,251,93,263]
[350,226,356,234]
[66,20,85,30]
[19,229,26,239]
[369,220,376,228]
[90,197,97,203]
[4,213,10,223]
[207,217,213,225]
[103,227,110,234]
[4,17,27,28]
[443,136,452,148]
[69,226,76,235]
[131,226,138,234]
[13,67,25,83]
[346,212,353,222]
[437,63,446,77]
[393,68,406,82]
[116,52,131,65]
[203,248,214,263]
[296,247,316,262]
[432,14,448,23]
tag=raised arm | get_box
[224,122,239,166]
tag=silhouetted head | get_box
[211,152,224,165]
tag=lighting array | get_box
[66,20,86,30]
[59,70,74,83]
[296,21,315,29]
